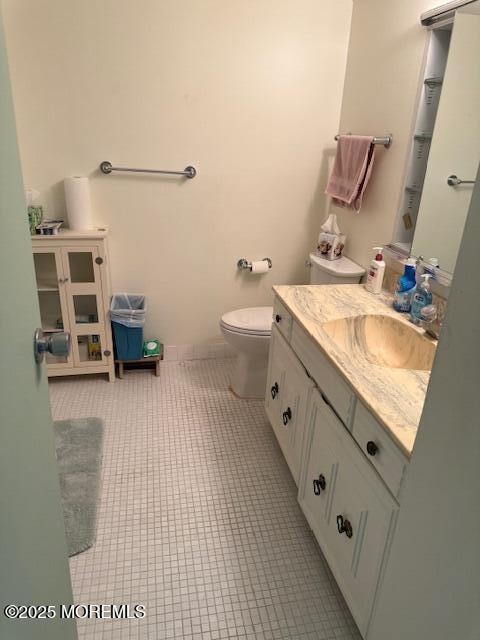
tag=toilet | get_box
[220,253,365,398]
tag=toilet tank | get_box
[309,253,365,285]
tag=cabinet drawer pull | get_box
[312,474,326,495]
[282,407,292,425]
[366,440,378,456]
[275,314,282,323]
[271,382,279,399]
[336,515,353,538]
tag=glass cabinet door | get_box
[33,249,72,366]
[62,247,109,367]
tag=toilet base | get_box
[230,350,268,399]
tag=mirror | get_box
[412,3,480,273]
[392,1,480,274]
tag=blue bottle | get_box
[393,259,417,313]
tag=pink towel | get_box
[325,135,375,213]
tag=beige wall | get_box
[332,0,442,270]
[2,0,352,346]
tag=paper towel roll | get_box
[64,176,93,230]
[251,260,270,274]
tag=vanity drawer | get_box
[272,298,293,341]
[352,402,408,500]
[291,322,355,428]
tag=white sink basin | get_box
[322,314,436,371]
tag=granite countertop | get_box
[273,284,436,457]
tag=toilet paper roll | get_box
[64,176,93,230]
[250,260,270,274]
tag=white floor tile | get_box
[49,359,361,639]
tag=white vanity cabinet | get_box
[265,325,314,484]
[265,294,409,638]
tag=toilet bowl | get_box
[221,253,365,399]
[220,306,273,398]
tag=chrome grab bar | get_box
[99,161,197,179]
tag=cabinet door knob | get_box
[336,515,353,538]
[313,474,326,495]
[103,350,111,357]
[271,382,279,399]
[366,440,378,456]
[282,407,292,425]
[95,257,104,265]
[275,314,282,323]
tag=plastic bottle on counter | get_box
[393,258,417,313]
[365,247,386,294]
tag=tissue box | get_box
[316,233,346,261]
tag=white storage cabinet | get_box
[32,230,115,381]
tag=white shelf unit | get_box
[392,25,452,252]
[32,229,115,382]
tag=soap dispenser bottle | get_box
[393,258,417,312]
[365,247,386,294]
[410,274,433,324]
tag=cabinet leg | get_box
[118,362,124,380]
[155,359,160,377]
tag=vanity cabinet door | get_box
[265,325,313,485]
[298,394,338,535]
[281,358,314,483]
[326,450,397,635]
[265,326,287,437]
[300,389,398,637]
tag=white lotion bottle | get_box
[365,247,386,294]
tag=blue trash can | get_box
[112,323,144,360]
[110,294,146,361]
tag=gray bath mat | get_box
[54,417,104,557]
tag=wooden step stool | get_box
[116,353,162,379]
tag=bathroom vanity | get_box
[265,284,436,637]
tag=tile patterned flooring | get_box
[49,358,361,640]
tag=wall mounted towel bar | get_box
[334,134,393,148]
[447,174,475,187]
[99,161,197,179]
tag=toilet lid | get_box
[221,306,273,335]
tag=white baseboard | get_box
[163,341,236,362]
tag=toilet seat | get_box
[220,306,273,336]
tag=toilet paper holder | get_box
[237,258,272,271]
